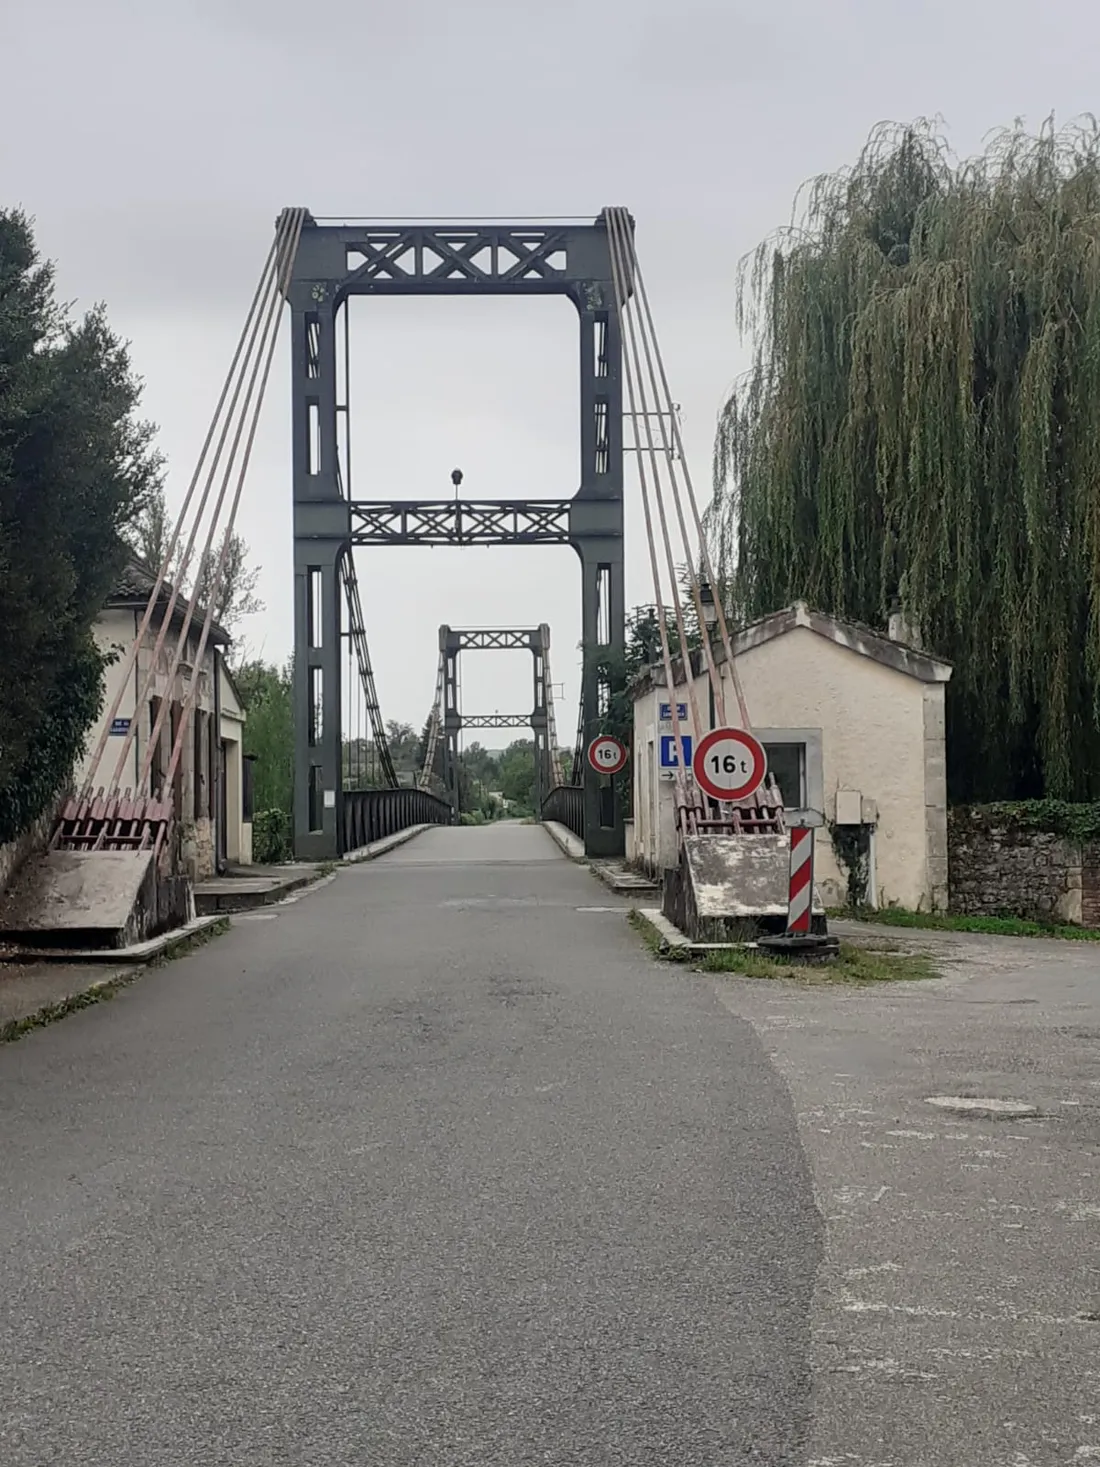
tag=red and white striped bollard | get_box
[785,825,814,935]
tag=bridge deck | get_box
[0,823,818,1462]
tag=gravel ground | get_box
[716,919,1100,1465]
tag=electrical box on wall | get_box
[834,789,863,825]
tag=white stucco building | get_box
[631,602,952,911]
[77,561,253,880]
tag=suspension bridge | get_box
[13,204,820,950]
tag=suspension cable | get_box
[626,225,751,727]
[85,226,284,797]
[418,653,444,791]
[606,210,707,741]
[345,600,355,789]
[542,629,566,788]
[108,208,303,800]
[605,206,774,834]
[160,210,307,804]
[605,213,694,821]
[341,551,398,788]
[607,208,733,731]
[571,694,585,786]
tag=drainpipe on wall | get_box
[867,824,878,909]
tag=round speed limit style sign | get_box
[587,735,628,776]
[692,727,767,803]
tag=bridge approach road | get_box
[0,823,821,1464]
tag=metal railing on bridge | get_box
[340,788,452,855]
[541,785,584,843]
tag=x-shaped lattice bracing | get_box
[343,228,570,286]
[450,630,536,652]
[460,714,533,730]
[349,500,572,546]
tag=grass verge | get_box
[700,941,937,986]
[0,918,229,1044]
[832,905,1100,942]
[628,909,691,961]
[629,910,937,985]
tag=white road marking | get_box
[925,1096,1039,1118]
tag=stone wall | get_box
[181,815,216,881]
[948,808,1100,924]
[0,796,62,897]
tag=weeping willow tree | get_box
[711,117,1100,802]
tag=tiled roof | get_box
[112,559,160,601]
[107,557,230,646]
[634,600,952,696]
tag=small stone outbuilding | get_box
[76,560,252,880]
[631,602,952,911]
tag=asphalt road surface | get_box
[0,825,821,1465]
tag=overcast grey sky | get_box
[5,0,1097,740]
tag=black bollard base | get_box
[758,932,840,964]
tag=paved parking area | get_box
[716,921,1100,1465]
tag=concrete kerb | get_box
[634,907,773,957]
[543,821,586,862]
[0,913,228,967]
[341,823,434,865]
[0,915,231,1043]
[1,965,136,1042]
[0,828,432,1044]
[541,824,662,901]
[590,862,661,897]
[194,869,318,915]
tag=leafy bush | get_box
[252,808,292,864]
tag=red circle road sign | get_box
[692,727,767,802]
[587,735,628,776]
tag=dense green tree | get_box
[461,741,501,798]
[499,741,537,812]
[234,660,293,819]
[710,118,1100,801]
[0,209,161,842]
[385,720,421,775]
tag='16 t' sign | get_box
[692,727,767,803]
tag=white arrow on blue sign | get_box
[660,734,693,769]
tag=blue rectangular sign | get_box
[659,702,688,723]
[660,734,693,769]
[109,717,131,737]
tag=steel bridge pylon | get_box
[286,211,629,861]
[437,625,559,819]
